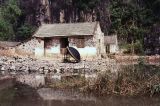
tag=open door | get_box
[106,45,110,54]
[60,38,69,55]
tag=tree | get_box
[16,24,36,41]
[108,0,158,54]
[0,16,13,40]
[2,0,21,24]
[0,0,21,40]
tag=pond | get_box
[0,86,160,106]
[0,64,160,106]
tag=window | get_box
[77,38,85,48]
[44,38,52,49]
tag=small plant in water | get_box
[151,84,160,96]
[138,57,145,65]
[84,64,160,96]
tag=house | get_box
[104,35,118,54]
[16,22,105,60]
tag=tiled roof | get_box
[0,41,20,48]
[104,35,117,45]
[33,22,98,37]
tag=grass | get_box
[46,63,160,96]
[83,64,160,96]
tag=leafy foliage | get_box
[109,0,160,54]
[1,0,21,24]
[0,17,13,40]
[74,0,100,11]
[0,0,21,40]
[16,24,36,41]
[0,0,36,41]
[0,0,159,53]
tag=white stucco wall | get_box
[35,48,44,57]
[45,45,61,55]
[71,46,97,58]
[110,44,118,53]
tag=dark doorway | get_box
[60,38,69,54]
[106,45,110,54]
[44,38,52,56]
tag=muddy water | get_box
[0,86,160,106]
[0,64,160,106]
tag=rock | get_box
[56,69,61,74]
[44,69,49,74]
[1,66,5,71]
[0,55,118,77]
[10,65,16,71]
[53,69,57,73]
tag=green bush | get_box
[0,0,21,40]
[16,24,36,41]
[122,40,144,54]
[134,40,144,55]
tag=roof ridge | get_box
[34,21,102,37]
[41,21,98,26]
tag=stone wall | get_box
[16,38,44,56]
[69,36,95,47]
[0,48,16,56]
[94,23,105,55]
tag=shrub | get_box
[84,65,160,96]
[16,24,36,41]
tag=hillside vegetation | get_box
[0,0,159,54]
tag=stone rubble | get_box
[0,56,118,87]
[0,56,118,76]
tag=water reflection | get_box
[0,87,160,106]
[0,64,160,106]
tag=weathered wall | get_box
[0,48,16,56]
[44,38,61,58]
[69,36,97,59]
[94,23,105,55]
[109,35,119,54]
[16,38,44,56]
[110,44,118,53]
[41,36,98,60]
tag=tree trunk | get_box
[19,0,111,34]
